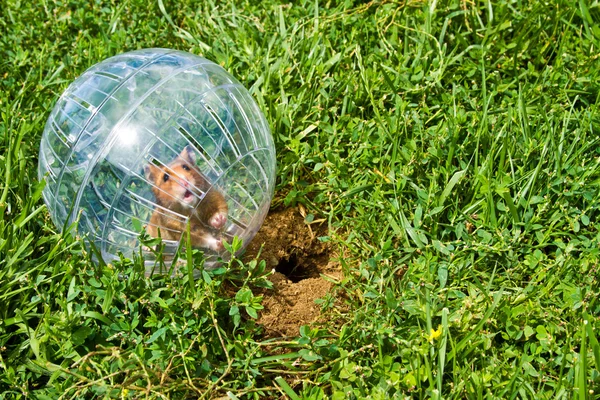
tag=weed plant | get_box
[1,0,600,398]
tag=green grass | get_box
[2,0,600,398]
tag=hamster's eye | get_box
[163,173,169,182]
[182,164,190,171]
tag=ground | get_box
[243,207,340,338]
[3,0,600,398]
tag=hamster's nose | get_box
[176,177,189,188]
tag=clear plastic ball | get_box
[38,49,276,270]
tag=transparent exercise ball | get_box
[38,48,276,271]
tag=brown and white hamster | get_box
[144,146,228,252]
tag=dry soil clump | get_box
[242,207,340,338]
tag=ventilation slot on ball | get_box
[94,71,122,81]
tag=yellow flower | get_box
[427,325,442,344]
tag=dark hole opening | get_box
[276,254,313,283]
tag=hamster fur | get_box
[144,146,228,252]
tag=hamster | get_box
[144,146,228,252]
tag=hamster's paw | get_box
[209,211,227,230]
[205,236,225,252]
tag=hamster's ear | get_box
[144,164,158,181]
[179,145,197,164]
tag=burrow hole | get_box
[276,253,320,283]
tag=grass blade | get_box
[438,169,466,207]
[275,376,301,400]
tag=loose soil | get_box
[242,207,341,338]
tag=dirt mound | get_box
[242,207,340,338]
